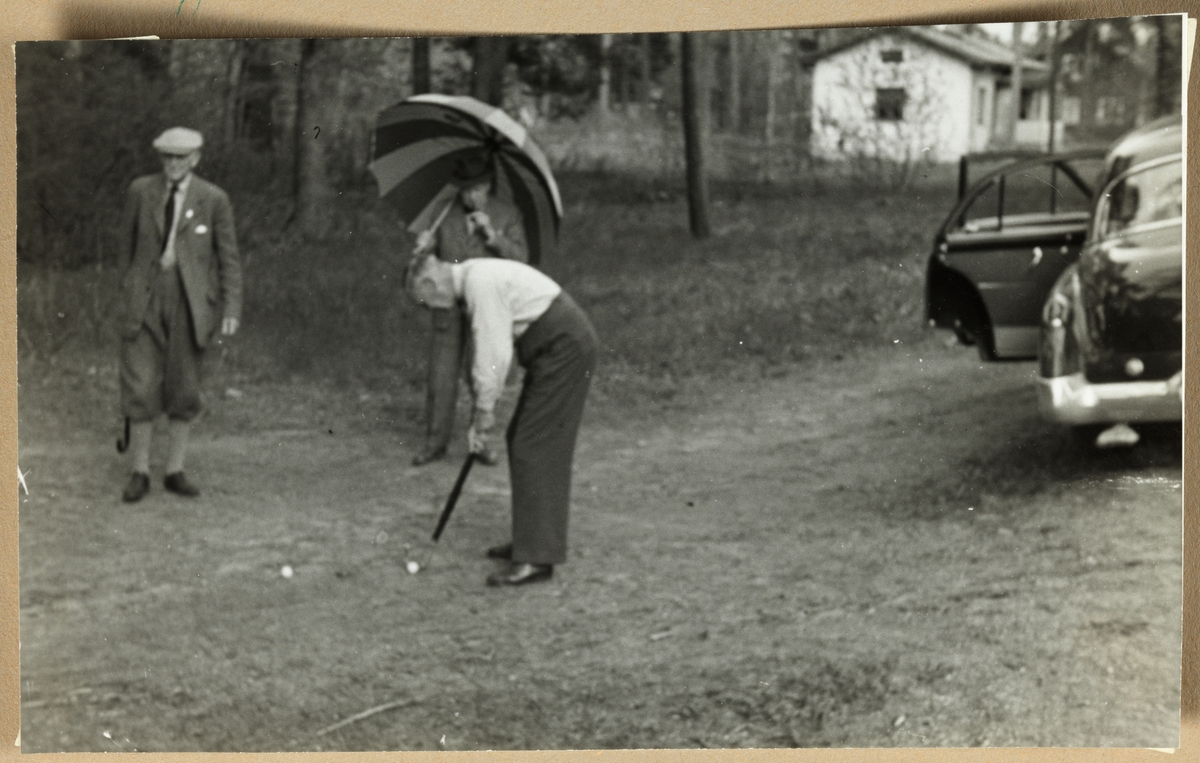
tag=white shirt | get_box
[160,173,193,269]
[451,258,562,415]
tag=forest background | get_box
[14,20,1185,391]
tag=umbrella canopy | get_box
[368,94,563,265]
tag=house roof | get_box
[805,26,1049,75]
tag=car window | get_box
[959,179,1002,232]
[956,157,1100,233]
[1003,162,1093,217]
[1099,159,1183,237]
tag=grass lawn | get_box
[17,169,1181,751]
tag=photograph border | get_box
[0,1,1195,761]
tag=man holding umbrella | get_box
[405,252,597,586]
[410,155,529,467]
[367,94,564,467]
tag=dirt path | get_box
[18,337,1182,751]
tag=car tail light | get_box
[1043,292,1070,328]
[1040,272,1081,379]
[1125,358,1145,377]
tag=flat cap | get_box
[152,127,204,154]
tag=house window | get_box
[880,49,903,63]
[875,88,906,121]
[1019,87,1041,120]
[976,87,988,125]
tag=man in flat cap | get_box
[409,154,529,467]
[116,127,242,502]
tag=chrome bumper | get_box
[1036,371,1182,425]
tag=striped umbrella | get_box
[368,94,563,265]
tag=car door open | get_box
[926,151,1104,359]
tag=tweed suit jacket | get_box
[435,196,528,264]
[118,172,242,349]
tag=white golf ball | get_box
[280,565,294,578]
[406,561,420,574]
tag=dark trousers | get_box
[120,266,204,423]
[508,293,598,565]
[423,306,468,451]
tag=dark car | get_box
[925,149,1107,360]
[1036,117,1183,430]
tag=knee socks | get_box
[128,419,190,475]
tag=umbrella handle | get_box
[430,197,455,232]
[412,199,456,256]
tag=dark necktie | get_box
[162,183,179,254]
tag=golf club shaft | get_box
[432,453,477,541]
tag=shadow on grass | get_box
[894,420,1182,520]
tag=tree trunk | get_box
[270,39,302,189]
[620,36,635,107]
[597,33,613,119]
[294,39,333,239]
[471,36,509,106]
[222,40,246,148]
[1081,21,1097,132]
[640,33,653,105]
[1008,21,1024,145]
[764,31,779,145]
[1047,21,1060,153]
[680,33,711,239]
[1154,16,1173,118]
[726,31,741,133]
[412,37,431,95]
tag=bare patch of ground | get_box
[18,335,1181,751]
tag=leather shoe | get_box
[411,446,447,466]
[164,472,200,497]
[486,542,513,560]
[122,472,151,503]
[486,562,553,587]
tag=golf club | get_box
[433,452,477,541]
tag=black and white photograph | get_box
[15,15,1187,751]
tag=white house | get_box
[808,27,1055,163]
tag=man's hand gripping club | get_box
[468,407,499,466]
